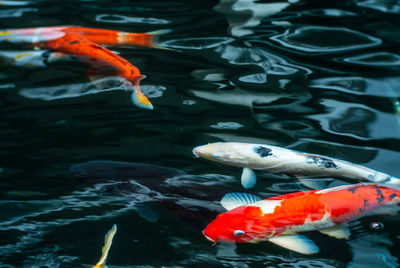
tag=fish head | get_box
[203,206,273,243]
[193,142,264,167]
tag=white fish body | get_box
[193,142,400,189]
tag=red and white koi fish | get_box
[0,27,169,109]
[193,142,400,189]
[93,224,117,268]
[203,184,400,254]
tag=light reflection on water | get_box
[0,0,399,267]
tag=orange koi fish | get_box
[3,26,167,48]
[203,184,400,254]
[0,26,169,109]
[93,224,117,268]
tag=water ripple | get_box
[341,52,400,67]
[271,26,381,53]
[96,14,170,24]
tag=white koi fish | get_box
[193,142,400,189]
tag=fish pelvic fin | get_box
[319,224,350,240]
[94,224,117,268]
[241,168,257,189]
[268,234,319,255]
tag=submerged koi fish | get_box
[203,184,400,254]
[0,26,170,109]
[93,224,117,268]
[193,142,400,189]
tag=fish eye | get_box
[233,230,245,236]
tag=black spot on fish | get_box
[389,193,397,200]
[359,208,366,213]
[69,40,79,45]
[363,199,369,207]
[306,156,338,169]
[348,186,359,193]
[254,146,272,158]
[376,188,385,204]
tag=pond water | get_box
[0,0,400,267]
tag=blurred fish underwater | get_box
[1,0,400,267]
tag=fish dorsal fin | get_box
[94,224,117,268]
[241,168,257,189]
[221,192,262,211]
[319,224,350,239]
[268,234,319,255]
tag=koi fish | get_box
[93,224,117,268]
[193,142,400,189]
[0,26,170,109]
[203,184,400,254]
[0,26,168,48]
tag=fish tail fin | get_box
[146,29,172,48]
[131,78,154,110]
[120,29,174,50]
[94,224,117,268]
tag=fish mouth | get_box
[202,230,215,243]
[192,146,202,157]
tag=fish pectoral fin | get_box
[369,203,400,216]
[220,192,262,211]
[268,234,319,255]
[95,224,117,267]
[318,224,350,239]
[241,168,257,189]
[297,177,330,190]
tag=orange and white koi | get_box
[93,224,117,268]
[0,26,167,48]
[193,142,400,189]
[0,26,169,109]
[203,184,400,254]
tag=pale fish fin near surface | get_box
[241,167,257,189]
[319,224,350,239]
[297,177,330,190]
[93,224,117,268]
[220,192,262,211]
[369,203,400,216]
[268,234,319,255]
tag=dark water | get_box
[1,0,400,267]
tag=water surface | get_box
[0,0,400,267]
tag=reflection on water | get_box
[341,52,400,67]
[271,26,382,53]
[0,0,400,267]
[356,0,400,13]
[214,0,292,37]
[96,14,169,24]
